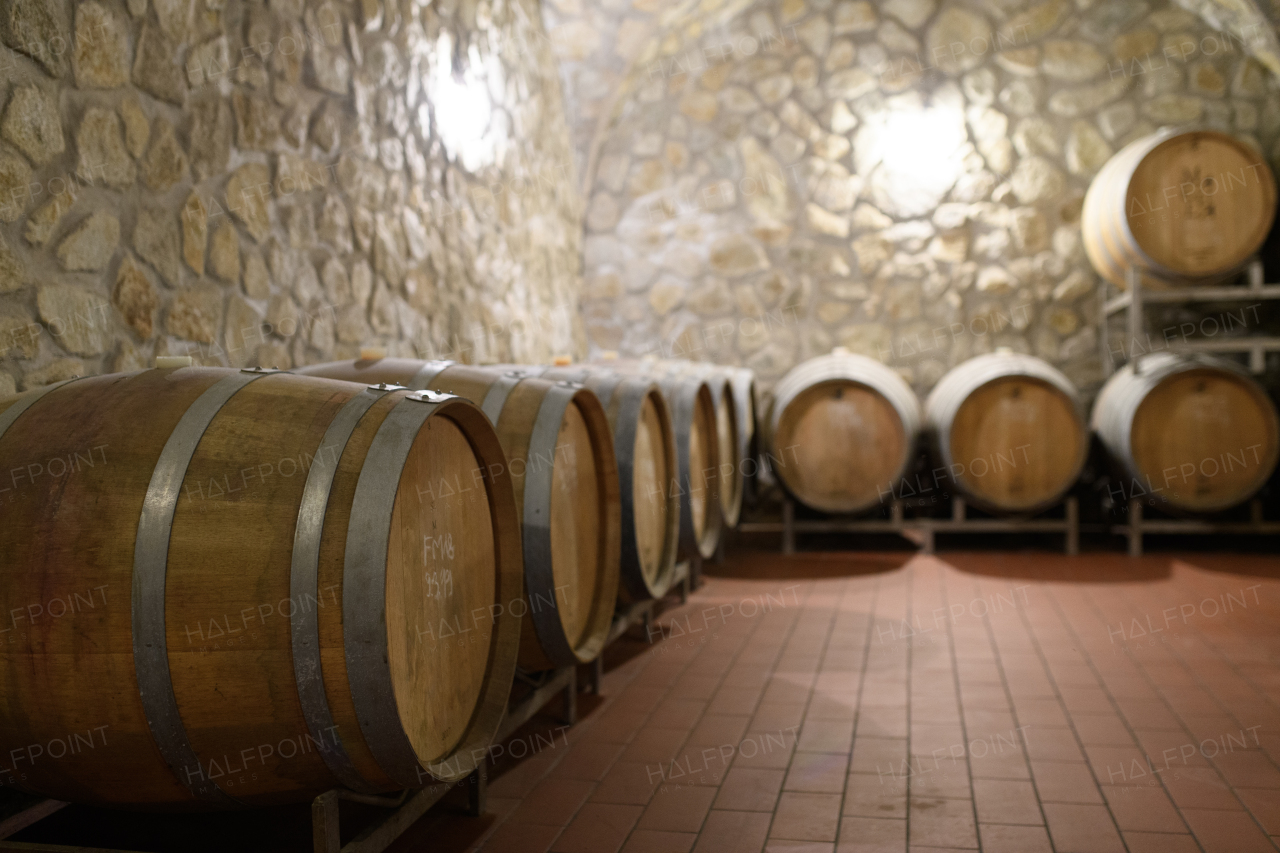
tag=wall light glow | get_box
[878,107,967,183]
[427,31,496,171]
[859,102,969,218]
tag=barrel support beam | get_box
[0,776,484,853]
[1119,498,1280,557]
[587,559,695,694]
[1100,260,1280,375]
[745,497,1081,554]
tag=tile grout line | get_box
[1046,579,1213,851]
[1010,578,1131,852]
[966,570,1061,853]
[831,569,884,850]
[1090,578,1280,851]
[758,573,844,846]
[638,575,815,848]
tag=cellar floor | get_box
[405,548,1280,853]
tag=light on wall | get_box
[859,102,968,218]
[427,30,496,171]
[878,107,967,184]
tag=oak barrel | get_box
[1082,128,1277,288]
[1092,352,1280,513]
[296,359,621,669]
[513,364,679,601]
[924,352,1087,514]
[611,360,743,529]
[662,361,744,529]
[727,367,760,504]
[769,351,921,514]
[0,367,522,808]
[596,360,723,559]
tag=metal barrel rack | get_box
[1098,258,1280,554]
[587,558,695,695]
[738,495,1080,555]
[0,667,579,853]
[1099,260,1280,377]
[1117,498,1280,557]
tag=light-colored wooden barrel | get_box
[494,364,679,601]
[645,360,743,529]
[1083,128,1277,288]
[925,352,1087,514]
[661,372,723,559]
[296,359,620,670]
[769,351,921,514]
[728,367,759,504]
[0,368,522,808]
[1092,352,1280,513]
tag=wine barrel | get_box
[727,367,759,504]
[595,360,723,559]
[0,367,522,808]
[489,363,679,601]
[663,362,744,529]
[769,351,921,514]
[924,352,1087,514]
[659,372,723,559]
[1092,352,1280,513]
[1083,128,1277,288]
[296,359,620,670]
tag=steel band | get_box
[133,369,276,806]
[289,387,391,794]
[405,360,455,392]
[520,383,581,666]
[343,394,444,789]
[480,372,526,425]
[0,378,83,443]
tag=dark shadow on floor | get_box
[1168,553,1280,580]
[938,551,1175,583]
[707,545,914,580]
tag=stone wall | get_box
[0,0,584,396]
[577,0,1280,398]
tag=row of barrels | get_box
[771,349,1280,516]
[0,357,751,809]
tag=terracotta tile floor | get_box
[403,550,1280,853]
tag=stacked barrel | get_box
[1082,128,1280,511]
[1082,128,1276,289]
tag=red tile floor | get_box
[400,550,1280,853]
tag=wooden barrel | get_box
[660,372,723,559]
[644,360,743,529]
[727,367,759,504]
[769,351,921,514]
[595,360,723,559]
[296,359,620,670]
[0,367,522,808]
[924,352,1087,514]
[493,364,679,601]
[1083,128,1277,288]
[1092,352,1280,513]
